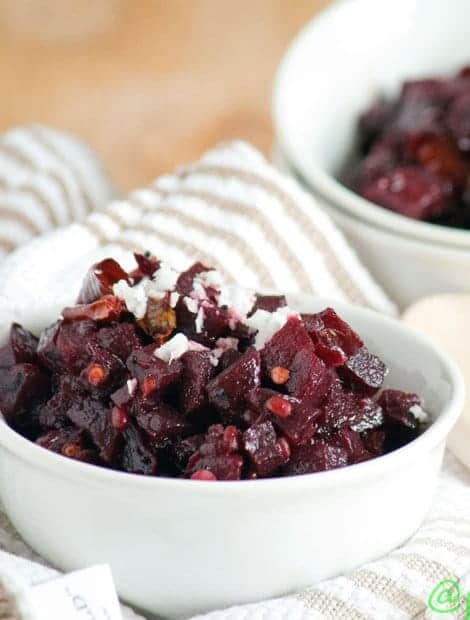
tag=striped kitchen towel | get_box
[0,124,115,260]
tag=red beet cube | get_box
[179,350,214,416]
[261,316,313,376]
[0,324,38,368]
[77,258,130,304]
[284,443,348,475]
[0,363,49,423]
[338,346,387,395]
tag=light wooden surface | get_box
[0,0,331,191]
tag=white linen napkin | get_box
[0,137,468,620]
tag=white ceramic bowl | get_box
[0,294,464,618]
[273,0,470,306]
[275,149,470,308]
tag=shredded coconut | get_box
[154,333,189,364]
[410,404,429,423]
[169,292,180,308]
[127,378,138,396]
[152,262,179,291]
[184,296,199,314]
[218,285,255,320]
[113,279,148,319]
[195,307,205,334]
[245,306,298,350]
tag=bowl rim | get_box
[272,0,470,250]
[0,297,464,496]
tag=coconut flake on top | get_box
[218,285,255,321]
[113,280,148,319]
[152,262,179,292]
[154,333,190,364]
[245,306,299,350]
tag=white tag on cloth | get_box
[28,565,123,620]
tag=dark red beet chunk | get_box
[284,443,348,476]
[250,295,287,315]
[179,350,214,416]
[348,65,470,228]
[338,346,387,395]
[0,324,38,368]
[0,363,49,423]
[206,347,260,416]
[77,258,130,304]
[0,253,426,480]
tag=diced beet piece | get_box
[379,389,421,429]
[323,380,383,432]
[134,401,189,447]
[218,348,241,371]
[338,346,387,395]
[179,350,214,415]
[37,320,97,373]
[0,324,38,368]
[352,138,400,191]
[176,262,210,295]
[62,295,124,324]
[362,166,453,220]
[406,133,468,189]
[129,253,160,281]
[286,348,327,402]
[283,443,348,475]
[81,347,126,396]
[121,423,158,475]
[185,424,244,480]
[127,348,182,396]
[171,434,205,471]
[261,316,313,376]
[242,421,289,477]
[36,428,99,463]
[358,100,395,151]
[96,322,143,362]
[206,347,260,416]
[362,429,386,456]
[77,258,130,304]
[38,375,82,430]
[188,454,244,480]
[304,308,363,367]
[447,93,470,152]
[0,363,49,423]
[333,428,372,464]
[198,304,232,344]
[250,295,287,315]
[63,393,121,464]
[111,381,136,408]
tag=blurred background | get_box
[0,0,330,190]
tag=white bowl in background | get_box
[273,0,470,305]
[0,295,463,618]
[274,147,470,309]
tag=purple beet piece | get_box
[81,347,127,397]
[179,350,214,415]
[338,346,387,395]
[352,137,401,191]
[176,262,210,295]
[130,253,160,281]
[36,428,98,463]
[185,424,244,480]
[77,258,130,304]
[37,319,97,373]
[333,428,372,464]
[447,93,470,152]
[206,347,260,415]
[250,295,287,315]
[0,324,38,368]
[218,348,241,371]
[358,100,395,151]
[379,389,421,429]
[304,308,363,367]
[286,347,327,402]
[362,428,386,456]
[134,401,189,447]
[323,380,384,432]
[362,166,453,220]
[0,363,49,423]
[242,420,290,477]
[171,434,205,471]
[283,443,348,475]
[261,316,313,376]
[121,423,158,475]
[96,322,143,362]
[126,347,182,396]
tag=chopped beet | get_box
[283,443,348,476]
[338,346,387,395]
[348,65,470,228]
[250,295,287,315]
[261,316,313,377]
[0,363,49,423]
[179,350,214,415]
[206,347,260,416]
[0,324,38,368]
[77,258,130,304]
[176,262,209,295]
[0,253,426,480]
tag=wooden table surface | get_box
[0,0,330,191]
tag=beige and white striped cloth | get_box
[0,135,469,620]
[0,124,115,260]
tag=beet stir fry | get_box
[348,65,470,228]
[0,254,427,480]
